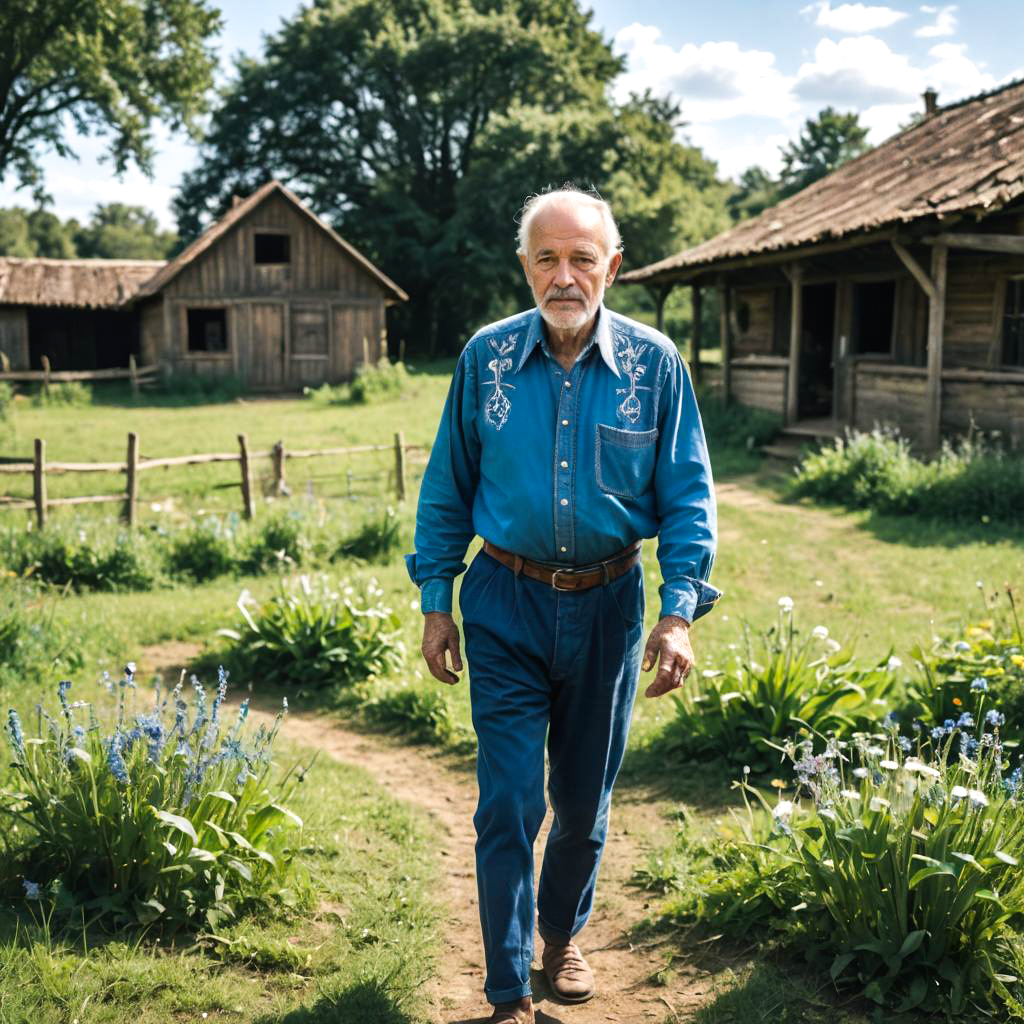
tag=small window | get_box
[254,232,290,265]
[852,280,895,355]
[1003,279,1024,367]
[187,308,228,353]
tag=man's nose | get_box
[553,258,574,288]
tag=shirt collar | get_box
[516,304,620,378]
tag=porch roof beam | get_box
[891,240,937,302]
[922,232,1024,256]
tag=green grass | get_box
[0,730,441,1024]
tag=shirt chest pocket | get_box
[595,424,659,499]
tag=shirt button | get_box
[560,546,567,553]
[560,498,568,506]
[561,419,569,426]
[564,380,572,389]
[560,460,568,469]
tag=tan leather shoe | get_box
[542,941,596,1003]
[488,997,534,1023]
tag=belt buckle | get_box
[550,568,578,592]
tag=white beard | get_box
[540,303,591,331]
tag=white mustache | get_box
[544,287,586,303]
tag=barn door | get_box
[248,302,286,388]
[290,302,329,386]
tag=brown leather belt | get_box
[482,540,642,592]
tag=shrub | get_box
[221,574,405,691]
[1,665,304,933]
[349,359,409,404]
[335,506,402,562]
[660,600,895,773]
[694,386,782,454]
[167,517,236,582]
[302,381,350,406]
[157,372,244,402]
[239,510,310,574]
[0,587,86,684]
[30,381,91,407]
[353,679,474,753]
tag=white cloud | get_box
[794,36,921,105]
[613,25,796,121]
[916,4,957,37]
[801,1,909,33]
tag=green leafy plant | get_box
[167,517,236,582]
[662,600,895,772]
[302,381,350,406]
[353,679,474,753]
[1,666,304,932]
[239,510,310,574]
[31,381,92,407]
[349,359,409,404]
[335,506,402,562]
[221,574,405,690]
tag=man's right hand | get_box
[421,612,463,684]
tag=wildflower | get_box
[986,709,1006,728]
[911,720,922,733]
[957,712,975,729]
[898,736,912,753]
[852,767,869,779]
[905,759,940,779]
[882,711,899,729]
[952,697,963,707]
[840,789,861,801]
[825,638,842,653]
[812,625,829,640]
[968,789,989,809]
[970,678,989,692]
[880,759,899,770]
[57,680,73,723]
[869,796,890,812]
[22,880,41,901]
[943,718,956,732]
[772,800,794,819]
[961,736,979,759]
[106,732,129,784]
[886,656,902,672]
[953,641,971,654]
[6,709,25,757]
[951,785,969,800]
[778,596,794,613]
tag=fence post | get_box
[125,432,139,526]
[0,351,9,373]
[32,438,46,528]
[393,431,407,502]
[129,354,139,398]
[41,355,51,395]
[238,433,254,519]
[271,440,286,495]
[362,335,370,366]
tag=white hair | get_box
[516,187,622,260]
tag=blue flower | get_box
[943,718,956,732]
[6,709,25,757]
[882,712,899,730]
[22,880,41,901]
[962,736,979,759]
[985,709,1006,728]
[898,736,912,753]
[106,732,129,784]
[930,726,944,741]
[970,677,989,692]
[911,720,922,733]
[953,641,971,654]
[957,712,975,729]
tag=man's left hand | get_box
[641,615,694,698]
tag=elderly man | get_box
[405,186,719,1024]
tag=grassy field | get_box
[2,362,1024,1022]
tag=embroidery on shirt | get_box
[614,339,651,424]
[483,336,517,430]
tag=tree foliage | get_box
[727,165,781,222]
[173,0,732,354]
[0,0,222,201]
[778,106,870,198]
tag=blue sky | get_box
[1,1,1019,230]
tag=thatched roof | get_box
[135,180,408,303]
[0,257,165,309]
[622,78,1024,285]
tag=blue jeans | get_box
[459,548,645,1004]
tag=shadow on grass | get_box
[253,978,420,1024]
[616,737,737,813]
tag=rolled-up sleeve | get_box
[653,353,721,623]
[404,349,481,613]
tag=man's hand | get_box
[641,615,694,698]
[421,612,464,685]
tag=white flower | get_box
[951,785,969,799]
[968,789,989,808]
[778,596,794,613]
[904,760,940,779]
[825,639,842,653]
[886,656,902,671]
[812,626,829,640]
[840,789,861,801]
[814,579,824,587]
[880,759,899,770]
[772,800,794,818]
[852,767,869,779]
[866,746,885,757]
[869,796,891,812]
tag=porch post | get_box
[786,263,803,425]
[717,278,732,402]
[653,283,673,335]
[924,243,947,453]
[690,285,702,387]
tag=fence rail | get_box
[2,432,423,528]
[0,355,159,396]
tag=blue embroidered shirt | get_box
[405,303,721,623]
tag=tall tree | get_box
[26,208,76,257]
[0,0,222,202]
[0,208,34,256]
[75,203,178,259]
[727,165,781,222]
[778,107,870,198]
[173,0,630,354]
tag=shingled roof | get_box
[0,257,165,309]
[622,77,1024,285]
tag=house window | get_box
[187,308,228,353]
[851,280,895,355]
[254,232,290,265]
[1003,279,1024,367]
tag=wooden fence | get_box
[0,432,420,528]
[0,354,160,396]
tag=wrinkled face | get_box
[519,200,622,332]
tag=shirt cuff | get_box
[420,577,454,614]
[660,577,723,623]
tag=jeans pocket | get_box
[607,565,645,628]
[596,425,658,499]
[459,549,503,620]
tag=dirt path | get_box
[141,644,712,1024]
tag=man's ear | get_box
[606,250,623,286]
[518,250,529,280]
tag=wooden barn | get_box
[0,180,407,389]
[621,80,1024,452]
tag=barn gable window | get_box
[187,308,228,353]
[1003,279,1024,367]
[254,232,290,265]
[851,280,896,355]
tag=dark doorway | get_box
[798,283,836,418]
[27,308,139,371]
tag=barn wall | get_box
[138,299,164,368]
[853,364,928,446]
[731,286,775,357]
[942,373,1024,446]
[730,359,787,414]
[943,252,1024,369]
[0,308,28,369]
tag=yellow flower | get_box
[953,697,963,707]
[1011,654,1024,669]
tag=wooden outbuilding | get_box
[621,81,1024,452]
[0,181,407,389]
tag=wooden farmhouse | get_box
[0,180,407,389]
[621,80,1024,452]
